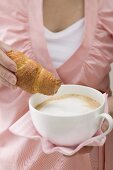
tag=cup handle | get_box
[92,113,113,140]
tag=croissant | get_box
[6,50,62,95]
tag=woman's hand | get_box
[0,42,17,88]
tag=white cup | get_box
[29,85,113,146]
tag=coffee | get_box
[35,94,100,116]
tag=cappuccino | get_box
[35,94,100,116]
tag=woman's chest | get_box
[43,0,84,32]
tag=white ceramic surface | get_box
[29,85,113,146]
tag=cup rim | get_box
[29,85,105,117]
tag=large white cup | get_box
[29,85,113,146]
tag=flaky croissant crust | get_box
[7,50,62,95]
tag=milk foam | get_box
[36,94,100,116]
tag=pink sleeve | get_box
[98,0,113,36]
[0,0,34,58]
[80,0,113,94]
[90,0,113,64]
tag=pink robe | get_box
[0,0,113,169]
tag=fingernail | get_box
[9,77,17,85]
[10,65,17,72]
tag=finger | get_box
[0,41,12,52]
[0,42,16,72]
[0,50,17,72]
[101,120,109,132]
[0,76,17,89]
[0,65,17,85]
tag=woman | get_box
[0,0,113,169]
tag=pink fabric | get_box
[0,0,113,169]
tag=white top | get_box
[44,18,85,68]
